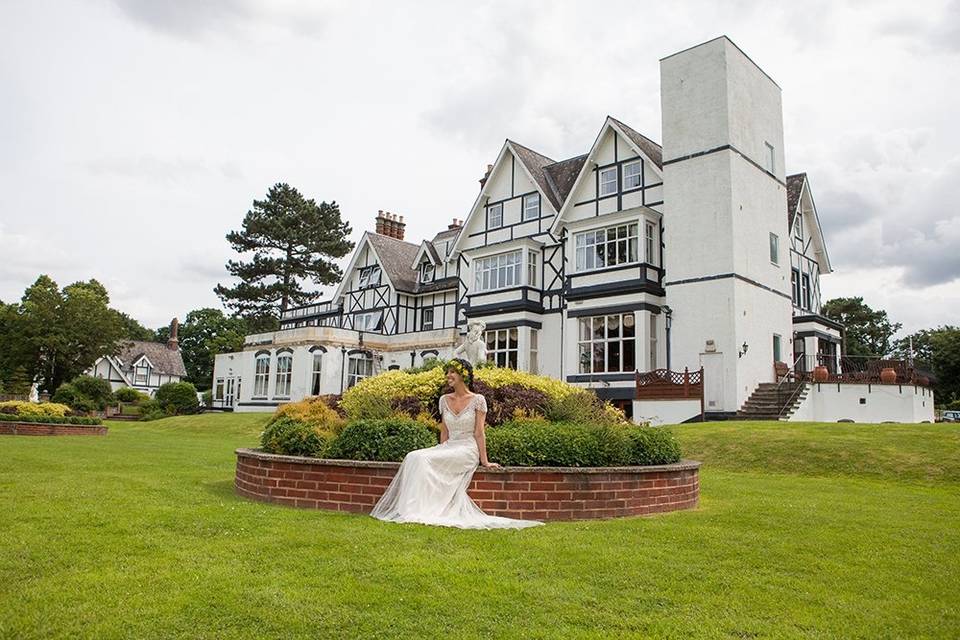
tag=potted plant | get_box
[813,365,829,382]
[880,367,897,384]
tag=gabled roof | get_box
[116,340,187,377]
[509,140,562,210]
[544,154,589,207]
[366,232,422,292]
[787,173,805,227]
[608,116,663,169]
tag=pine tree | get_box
[214,183,354,322]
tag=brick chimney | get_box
[479,164,493,190]
[167,317,179,350]
[374,210,406,241]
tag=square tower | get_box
[660,37,793,413]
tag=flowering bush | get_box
[0,400,72,417]
[272,396,346,435]
[258,397,346,457]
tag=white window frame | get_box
[773,333,783,363]
[487,202,503,229]
[474,250,522,292]
[347,354,374,388]
[769,232,779,265]
[422,307,434,331]
[485,328,519,369]
[649,314,658,370]
[765,141,775,173]
[599,167,618,196]
[311,352,322,396]
[522,193,540,221]
[645,221,656,263]
[529,328,538,375]
[574,223,639,272]
[134,363,150,386]
[358,265,381,288]
[527,251,538,288]
[420,262,434,283]
[577,313,637,374]
[801,273,811,311]
[354,310,383,332]
[794,215,803,243]
[253,354,270,397]
[215,378,224,401]
[623,161,642,190]
[275,353,292,397]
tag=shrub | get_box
[154,382,199,415]
[340,361,582,421]
[259,416,332,457]
[486,421,633,467]
[0,400,71,418]
[137,398,167,422]
[51,383,97,413]
[114,387,148,403]
[316,394,346,417]
[543,390,629,427]
[471,380,548,426]
[272,397,345,435]
[0,413,102,425]
[201,390,213,407]
[486,421,682,467]
[326,418,438,462]
[626,427,682,465]
[70,375,115,410]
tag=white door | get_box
[225,378,235,407]
[701,352,724,413]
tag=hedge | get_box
[486,421,681,467]
[325,418,438,462]
[0,414,103,426]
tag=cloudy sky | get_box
[1,0,958,334]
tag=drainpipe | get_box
[663,305,673,371]
[339,346,347,394]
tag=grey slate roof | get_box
[366,232,457,294]
[116,340,187,377]
[787,173,806,227]
[508,140,562,210]
[609,116,664,169]
[544,154,588,206]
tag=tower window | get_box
[765,141,775,173]
[769,232,779,265]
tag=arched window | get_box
[275,354,292,397]
[253,354,271,397]
[347,353,374,388]
[311,351,323,395]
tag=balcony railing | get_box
[280,301,337,320]
[794,355,931,386]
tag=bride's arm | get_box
[474,399,500,468]
[439,396,448,444]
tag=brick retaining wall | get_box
[235,448,700,521]
[0,421,108,436]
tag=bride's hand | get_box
[481,461,501,468]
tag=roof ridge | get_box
[507,139,556,164]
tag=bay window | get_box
[574,223,639,271]
[474,250,521,292]
[577,313,636,374]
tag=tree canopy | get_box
[822,297,901,357]
[214,183,354,325]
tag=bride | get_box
[370,358,544,530]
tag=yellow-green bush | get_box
[341,365,591,421]
[0,401,71,418]
[272,396,346,435]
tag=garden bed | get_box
[235,448,700,521]
[0,421,108,436]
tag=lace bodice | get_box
[439,393,487,441]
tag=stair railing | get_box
[776,354,808,420]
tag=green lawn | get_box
[1,415,957,639]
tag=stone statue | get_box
[28,382,39,403]
[453,320,487,365]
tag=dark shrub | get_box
[114,387,148,403]
[259,416,332,457]
[327,418,438,462]
[137,398,167,421]
[470,380,548,426]
[51,383,97,413]
[486,421,682,467]
[626,427,682,465]
[154,382,199,415]
[392,394,429,419]
[70,375,115,410]
[317,394,346,417]
[201,390,213,407]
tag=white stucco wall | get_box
[632,399,702,426]
[790,384,935,423]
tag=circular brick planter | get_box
[235,448,700,521]
[0,421,108,436]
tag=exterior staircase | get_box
[736,382,809,421]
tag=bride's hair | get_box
[446,358,475,391]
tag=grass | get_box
[0,415,957,639]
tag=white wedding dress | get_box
[370,392,544,530]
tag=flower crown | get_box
[445,359,473,385]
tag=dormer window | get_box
[487,202,503,229]
[134,362,149,386]
[522,193,540,221]
[599,167,618,196]
[358,265,381,288]
[420,262,435,283]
